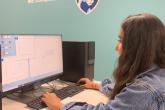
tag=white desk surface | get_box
[2,89,109,110]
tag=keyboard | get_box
[27,85,85,110]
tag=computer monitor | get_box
[0,34,63,96]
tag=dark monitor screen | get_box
[0,34,63,94]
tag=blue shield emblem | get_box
[76,0,99,15]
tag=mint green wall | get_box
[0,0,165,80]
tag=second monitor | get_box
[60,41,95,82]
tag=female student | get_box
[42,13,165,110]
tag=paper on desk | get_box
[41,90,109,110]
[62,89,109,106]
[41,108,49,110]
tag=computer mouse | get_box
[76,81,86,86]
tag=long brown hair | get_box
[111,13,165,99]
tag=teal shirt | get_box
[61,65,165,110]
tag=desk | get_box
[2,89,109,110]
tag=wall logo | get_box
[76,0,99,15]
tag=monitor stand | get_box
[6,84,53,104]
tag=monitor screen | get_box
[0,34,63,92]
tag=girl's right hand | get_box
[78,78,99,90]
